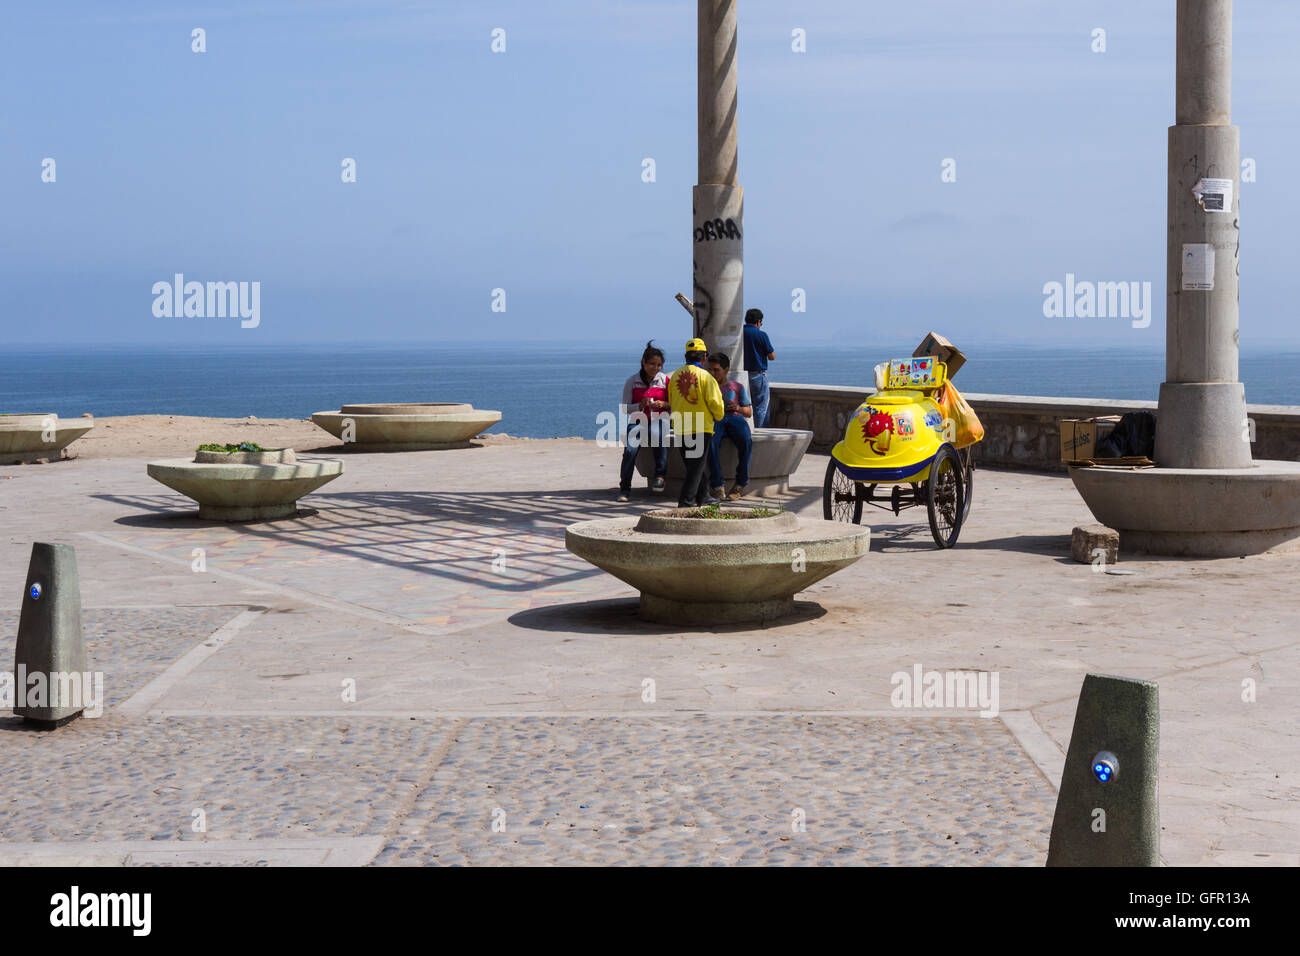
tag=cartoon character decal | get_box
[894,412,914,439]
[861,406,894,455]
[675,367,700,405]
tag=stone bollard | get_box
[1047,674,1159,866]
[1072,524,1119,565]
[13,542,88,727]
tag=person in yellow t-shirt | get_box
[667,337,725,507]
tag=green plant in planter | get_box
[197,442,266,453]
[686,504,781,519]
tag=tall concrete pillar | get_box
[1156,0,1252,468]
[1071,0,1300,556]
[693,0,744,374]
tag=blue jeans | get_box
[620,416,670,491]
[748,371,770,428]
[708,415,752,488]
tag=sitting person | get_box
[618,341,671,501]
[705,351,753,500]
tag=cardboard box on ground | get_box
[1060,417,1122,462]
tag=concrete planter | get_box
[1070,461,1300,556]
[310,403,501,451]
[566,505,870,624]
[0,413,94,464]
[147,449,343,521]
[193,448,297,465]
[634,426,814,496]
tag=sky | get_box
[4,0,1300,350]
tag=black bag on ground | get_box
[1095,411,1157,458]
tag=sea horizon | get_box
[4,342,1297,440]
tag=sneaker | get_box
[710,486,725,499]
[651,477,666,492]
[617,491,630,502]
[726,484,748,500]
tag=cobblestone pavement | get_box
[0,707,1052,864]
[0,612,1052,864]
[0,606,240,707]
[0,714,450,844]
[373,715,1053,866]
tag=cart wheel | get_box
[823,458,864,524]
[926,445,965,548]
[960,446,975,524]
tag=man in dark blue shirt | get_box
[741,308,775,427]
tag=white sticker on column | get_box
[1193,177,1233,212]
[1181,243,1215,291]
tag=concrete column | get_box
[1156,0,1252,468]
[693,0,744,374]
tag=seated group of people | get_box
[618,338,754,507]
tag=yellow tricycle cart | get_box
[822,357,982,548]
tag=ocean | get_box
[3,343,1296,440]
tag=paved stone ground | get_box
[0,440,1296,866]
[374,715,1052,866]
[0,606,240,707]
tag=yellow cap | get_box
[685,337,707,353]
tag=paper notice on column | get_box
[1181,243,1215,291]
[1193,177,1233,213]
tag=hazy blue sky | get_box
[5,0,1300,349]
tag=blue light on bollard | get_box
[1092,751,1118,782]
[29,582,42,600]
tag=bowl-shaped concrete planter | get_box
[0,413,94,464]
[310,403,501,450]
[1070,461,1300,556]
[147,449,343,521]
[193,447,296,465]
[566,505,870,624]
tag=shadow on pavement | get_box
[88,490,675,593]
[509,596,828,635]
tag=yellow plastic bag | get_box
[935,381,984,448]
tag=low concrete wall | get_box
[769,382,1300,473]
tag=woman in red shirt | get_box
[618,341,671,500]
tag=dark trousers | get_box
[677,438,711,506]
[619,417,669,492]
[708,415,752,488]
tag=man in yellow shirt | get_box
[667,337,726,507]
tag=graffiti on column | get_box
[692,260,713,341]
[691,224,740,342]
[694,218,742,242]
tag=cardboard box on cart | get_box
[913,332,967,379]
[1059,416,1121,462]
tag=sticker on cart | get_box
[888,357,941,389]
[895,413,915,438]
